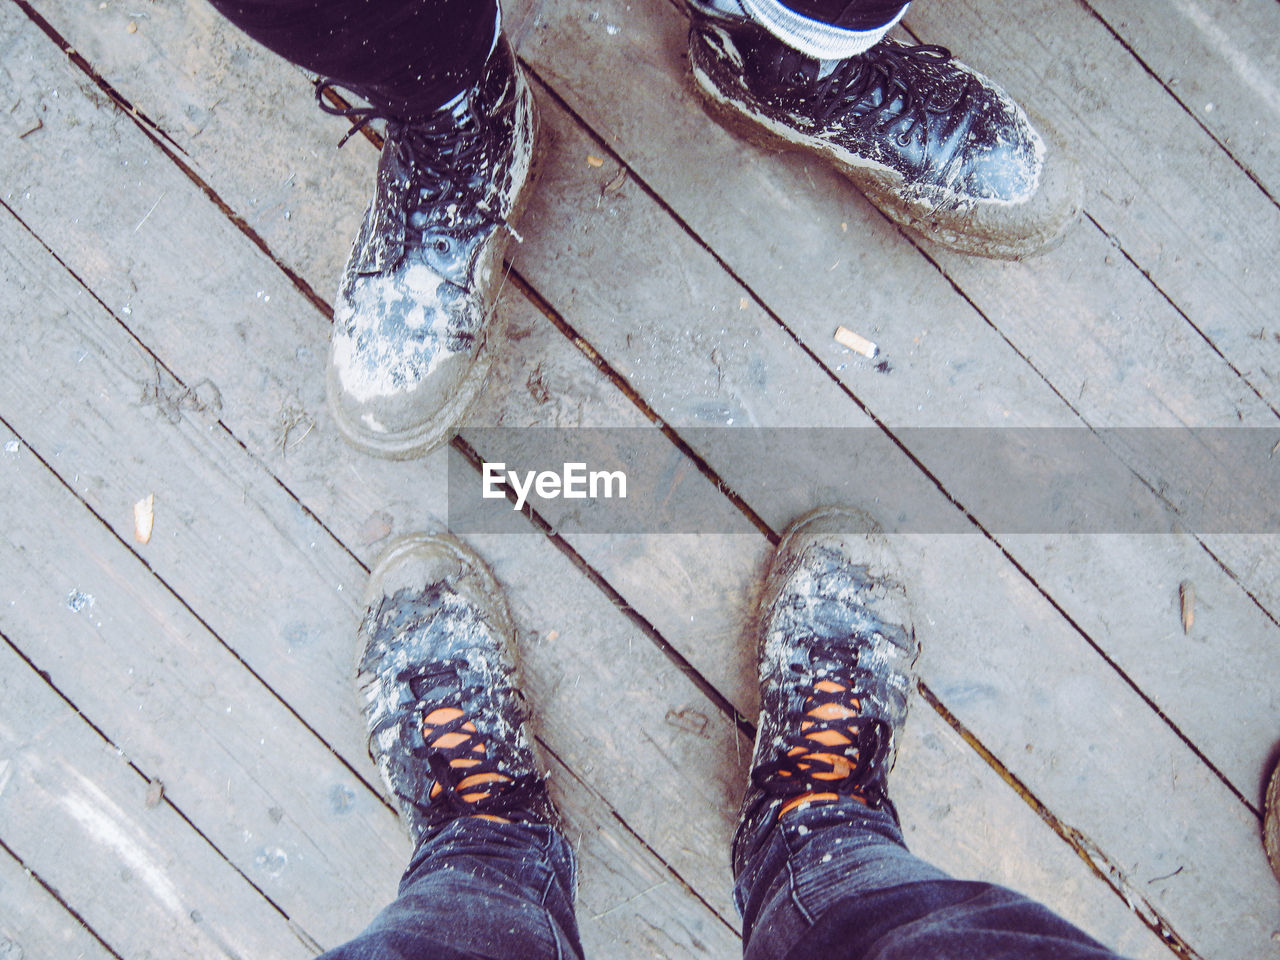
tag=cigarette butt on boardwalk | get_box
[834,325,879,359]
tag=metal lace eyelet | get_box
[895,131,913,146]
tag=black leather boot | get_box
[688,0,1081,259]
[320,36,536,459]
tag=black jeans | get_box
[318,800,1130,959]
[207,0,912,111]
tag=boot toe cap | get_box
[327,269,491,459]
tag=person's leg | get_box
[736,802,1127,960]
[737,0,909,58]
[731,508,1130,960]
[319,533,583,960]
[321,818,580,959]
[683,0,1082,259]
[205,0,498,113]
[205,0,533,460]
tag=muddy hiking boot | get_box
[687,0,1081,259]
[733,507,919,874]
[356,533,557,845]
[317,36,537,460]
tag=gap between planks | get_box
[324,55,1266,823]
[5,5,1264,957]
[9,0,1257,919]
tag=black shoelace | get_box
[314,80,504,243]
[806,42,952,143]
[394,661,544,823]
[751,640,894,809]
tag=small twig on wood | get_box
[134,191,165,232]
[287,421,315,450]
[589,880,666,920]
[1147,866,1183,884]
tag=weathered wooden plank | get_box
[503,0,1280,807]
[1081,0,1280,212]
[1002,532,1280,803]
[0,848,115,960]
[0,1,1239,957]
[0,639,315,960]
[0,228,409,948]
[546,750,743,958]
[0,7,750,934]
[900,0,1280,412]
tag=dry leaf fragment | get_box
[1178,580,1195,634]
[585,155,604,168]
[145,777,165,807]
[133,493,155,544]
[602,168,628,194]
[834,325,879,359]
[545,630,560,643]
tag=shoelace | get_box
[398,662,543,822]
[803,42,952,143]
[752,641,893,815]
[314,80,504,242]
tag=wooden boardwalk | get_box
[2,0,1278,956]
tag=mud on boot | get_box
[733,506,919,875]
[356,533,557,845]
[320,35,537,460]
[687,0,1081,260]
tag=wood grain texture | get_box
[902,0,1280,415]
[5,0,1272,956]
[0,637,315,960]
[0,848,115,960]
[1081,0,1280,209]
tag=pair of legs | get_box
[206,0,1081,460]
[204,0,918,109]
[319,512,1128,959]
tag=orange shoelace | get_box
[775,679,870,818]
[422,706,513,823]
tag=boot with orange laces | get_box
[356,533,557,844]
[729,508,1134,960]
[732,506,918,878]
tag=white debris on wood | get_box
[134,493,155,545]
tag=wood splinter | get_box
[834,325,879,359]
[1178,580,1195,635]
